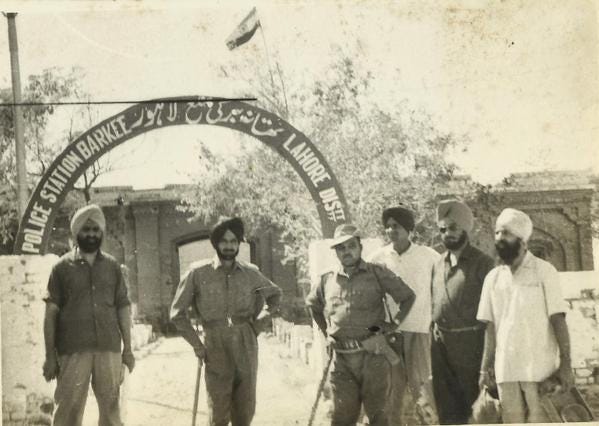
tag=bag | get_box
[469,387,502,424]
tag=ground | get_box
[81,335,330,426]
[78,334,599,425]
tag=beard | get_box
[77,235,102,253]
[495,239,522,264]
[216,247,239,261]
[443,231,467,250]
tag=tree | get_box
[183,47,467,279]
[0,68,113,253]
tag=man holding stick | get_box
[170,217,282,426]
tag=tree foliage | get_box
[0,68,111,251]
[183,48,467,274]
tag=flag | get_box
[225,7,260,50]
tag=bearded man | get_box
[170,217,282,426]
[477,208,574,423]
[430,200,495,424]
[43,204,134,426]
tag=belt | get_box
[203,316,252,329]
[435,323,484,333]
[331,338,365,353]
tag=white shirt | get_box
[477,251,567,383]
[368,243,440,333]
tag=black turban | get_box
[210,217,244,248]
[381,206,415,232]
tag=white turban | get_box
[436,199,474,233]
[70,204,106,236]
[496,208,533,242]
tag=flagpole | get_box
[258,24,289,118]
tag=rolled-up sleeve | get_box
[170,269,197,323]
[374,264,414,304]
[253,271,283,312]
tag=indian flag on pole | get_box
[226,7,261,50]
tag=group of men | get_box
[42,199,574,426]
[306,200,575,425]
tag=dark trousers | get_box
[328,351,392,426]
[204,324,258,426]
[431,327,484,425]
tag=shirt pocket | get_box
[514,281,546,312]
[352,285,382,311]
[199,281,225,317]
[232,280,255,315]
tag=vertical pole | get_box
[6,13,28,219]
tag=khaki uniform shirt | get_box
[306,259,414,340]
[170,256,282,325]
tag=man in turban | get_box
[43,204,134,426]
[477,208,574,423]
[170,216,282,426]
[430,199,495,424]
[368,206,440,424]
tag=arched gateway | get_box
[14,97,350,254]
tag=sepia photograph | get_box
[0,1,598,425]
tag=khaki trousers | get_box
[53,351,123,426]
[329,351,392,426]
[204,323,259,426]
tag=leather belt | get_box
[331,338,365,353]
[203,316,252,329]
[435,323,484,333]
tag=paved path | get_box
[82,335,330,425]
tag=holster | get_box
[361,333,401,365]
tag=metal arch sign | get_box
[13,97,350,254]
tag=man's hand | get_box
[193,344,207,363]
[253,310,276,335]
[43,353,59,382]
[122,350,135,373]
[557,361,575,393]
[478,370,495,390]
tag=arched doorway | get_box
[13,97,350,254]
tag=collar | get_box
[72,246,104,262]
[211,255,242,271]
[502,250,533,274]
[445,242,471,267]
[388,241,413,257]
[337,258,368,277]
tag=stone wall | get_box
[1,255,56,425]
[0,255,157,425]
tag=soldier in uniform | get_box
[170,217,282,426]
[306,224,415,426]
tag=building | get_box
[46,171,597,329]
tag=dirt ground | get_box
[82,334,330,426]
[79,335,599,425]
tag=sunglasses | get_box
[438,224,459,234]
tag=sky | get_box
[0,0,598,188]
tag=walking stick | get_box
[192,358,202,426]
[308,350,334,426]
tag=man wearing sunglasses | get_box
[42,204,134,426]
[430,200,495,424]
